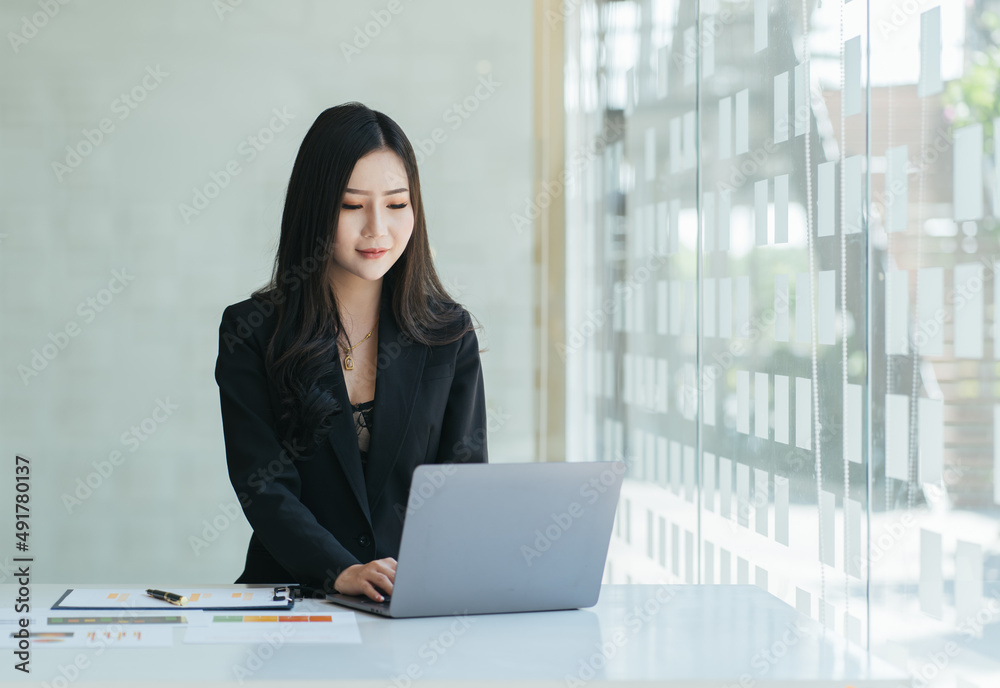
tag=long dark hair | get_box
[250,102,479,454]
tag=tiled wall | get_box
[0,0,533,582]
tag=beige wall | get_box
[0,0,534,583]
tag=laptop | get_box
[326,461,625,618]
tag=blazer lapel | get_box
[365,288,427,512]
[323,279,427,526]
[324,363,372,526]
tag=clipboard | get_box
[51,586,298,611]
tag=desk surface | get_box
[1,583,908,687]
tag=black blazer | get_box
[214,280,488,591]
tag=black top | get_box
[351,399,374,472]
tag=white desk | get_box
[1,583,908,687]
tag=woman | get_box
[214,102,489,602]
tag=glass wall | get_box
[565,0,1000,685]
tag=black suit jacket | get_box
[214,280,488,591]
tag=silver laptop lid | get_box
[387,461,625,618]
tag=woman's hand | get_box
[333,558,397,601]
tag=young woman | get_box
[214,102,488,602]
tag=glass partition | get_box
[565,0,999,684]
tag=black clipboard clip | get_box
[272,585,301,602]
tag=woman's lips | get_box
[358,249,387,259]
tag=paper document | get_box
[183,614,361,644]
[52,587,294,611]
[0,616,173,649]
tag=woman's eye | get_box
[341,202,406,210]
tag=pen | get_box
[145,588,188,606]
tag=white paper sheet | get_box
[53,588,294,611]
[184,614,361,645]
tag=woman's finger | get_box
[362,581,384,602]
[374,560,396,582]
[366,570,393,595]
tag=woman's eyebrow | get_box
[344,187,409,195]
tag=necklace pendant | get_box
[344,355,354,371]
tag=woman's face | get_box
[330,148,414,286]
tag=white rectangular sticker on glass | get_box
[793,61,809,137]
[886,270,909,356]
[954,123,983,222]
[844,155,863,233]
[737,370,750,434]
[845,383,862,464]
[817,161,836,237]
[918,397,943,485]
[718,277,732,338]
[718,96,732,159]
[818,270,835,345]
[755,179,769,245]
[918,7,942,97]
[754,0,768,52]
[774,375,789,444]
[917,267,943,355]
[795,273,811,344]
[775,274,789,342]
[774,174,788,244]
[885,393,910,481]
[754,468,768,536]
[735,89,749,155]
[885,145,909,232]
[774,475,789,546]
[954,262,983,359]
[755,372,769,439]
[844,36,862,116]
[795,377,811,450]
[773,71,788,144]
[718,189,731,252]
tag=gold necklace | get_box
[340,320,377,371]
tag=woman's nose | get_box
[366,206,389,236]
